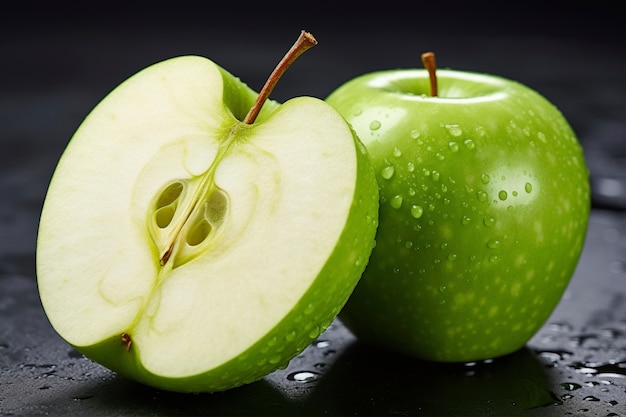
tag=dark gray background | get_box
[1,2,625,416]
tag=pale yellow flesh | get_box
[37,56,358,377]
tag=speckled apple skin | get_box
[327,69,590,362]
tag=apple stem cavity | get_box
[242,30,318,125]
[421,52,438,97]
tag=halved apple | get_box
[36,34,378,392]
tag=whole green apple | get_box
[36,32,379,392]
[326,65,590,362]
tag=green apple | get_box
[36,32,379,392]
[326,63,590,362]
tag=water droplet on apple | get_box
[353,109,363,116]
[432,171,440,181]
[381,165,395,179]
[464,139,476,150]
[304,303,315,315]
[461,216,471,225]
[393,147,402,157]
[369,120,381,131]
[481,174,490,184]
[525,182,533,193]
[489,255,499,263]
[411,205,424,218]
[483,215,496,227]
[445,124,463,137]
[538,132,547,142]
[487,239,501,249]
[410,129,420,139]
[476,191,488,202]
[448,141,459,152]
[498,190,508,201]
[407,161,415,172]
[448,253,457,261]
[269,355,282,364]
[390,195,403,209]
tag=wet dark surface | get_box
[1,4,625,416]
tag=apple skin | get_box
[326,69,590,362]
[36,56,379,392]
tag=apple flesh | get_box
[37,55,379,392]
[327,68,590,362]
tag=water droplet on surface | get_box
[481,174,490,184]
[445,124,463,137]
[411,205,424,218]
[381,165,395,179]
[369,120,381,130]
[560,382,582,391]
[476,191,488,202]
[315,340,330,348]
[582,396,600,402]
[432,171,440,181]
[390,195,403,209]
[407,161,415,172]
[410,129,420,139]
[393,147,402,157]
[461,216,471,225]
[498,190,508,201]
[287,371,320,383]
[448,141,459,152]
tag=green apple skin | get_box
[37,56,379,392]
[326,69,590,362]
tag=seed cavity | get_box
[154,181,184,228]
[149,179,230,268]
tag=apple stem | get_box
[242,30,318,125]
[421,52,438,97]
[121,333,132,352]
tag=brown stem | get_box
[421,51,438,97]
[243,31,318,124]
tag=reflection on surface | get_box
[306,341,558,416]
